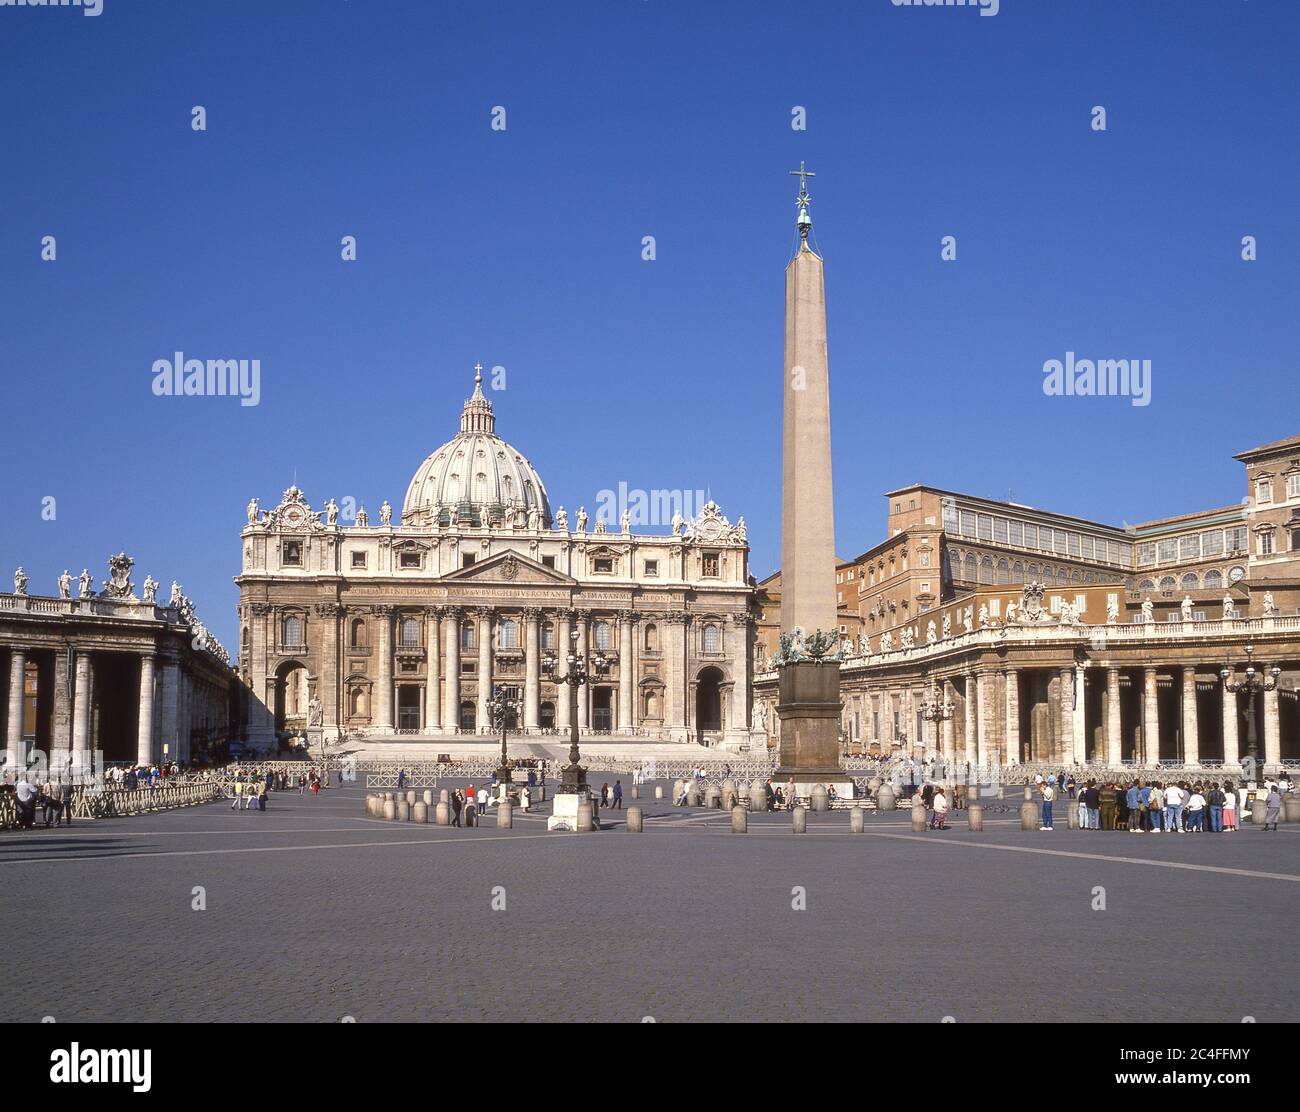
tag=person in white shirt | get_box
[1165,783,1185,832]
[1039,782,1056,830]
[1223,784,1238,832]
[930,789,949,830]
[1147,784,1165,832]
[1186,790,1207,832]
[14,778,39,829]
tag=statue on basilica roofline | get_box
[575,507,588,533]
[79,569,93,599]
[1105,598,1119,625]
[1222,593,1234,619]
[554,506,568,531]
[58,571,71,600]
[942,612,952,639]
[13,567,28,596]
[671,511,684,537]
[325,498,339,526]
[142,575,159,606]
[380,500,393,527]
[246,498,259,525]
[620,508,631,534]
[594,517,607,535]
[1141,598,1154,624]
[528,505,542,531]
[1263,591,1276,617]
[1006,599,1019,625]
[858,632,871,657]
[170,581,183,608]
[1181,595,1194,622]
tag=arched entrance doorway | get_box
[592,688,613,731]
[695,666,723,743]
[275,661,309,734]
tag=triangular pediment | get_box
[442,550,575,585]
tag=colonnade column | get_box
[1142,666,1159,767]
[1221,676,1239,769]
[962,674,976,767]
[574,610,589,730]
[7,648,27,770]
[729,612,749,740]
[941,679,957,766]
[974,671,990,766]
[1004,668,1020,766]
[556,610,572,731]
[1263,686,1281,772]
[74,650,95,765]
[1182,666,1199,766]
[617,612,634,732]
[1106,668,1122,766]
[1056,667,1074,765]
[443,607,460,732]
[159,654,179,763]
[475,607,493,733]
[1073,663,1087,764]
[425,607,442,732]
[524,608,541,732]
[374,606,394,731]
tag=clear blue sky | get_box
[2,0,1297,652]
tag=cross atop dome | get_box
[789,161,815,241]
[461,362,495,433]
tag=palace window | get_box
[977,514,992,541]
[1137,579,1155,591]
[993,518,1007,544]
[593,621,612,651]
[1203,569,1223,590]
[702,552,720,577]
[996,559,1010,585]
[400,550,422,569]
[702,623,720,653]
[644,559,659,577]
[1287,474,1300,500]
[1081,536,1094,559]
[1118,543,1132,564]
[282,541,302,567]
[461,621,475,650]
[1023,523,1038,549]
[1012,561,1024,583]
[399,618,421,648]
[1157,539,1177,563]
[963,554,977,582]
[462,553,476,568]
[282,615,303,646]
[1180,535,1200,561]
[1225,526,1248,552]
[1159,576,1176,592]
[1068,533,1080,557]
[1137,542,1156,565]
[1180,573,1199,590]
[1259,532,1274,556]
[499,618,519,649]
[543,623,556,650]
[1202,530,1223,556]
[351,551,367,569]
[960,511,976,538]
[593,557,614,574]
[541,555,556,568]
[350,618,366,648]
[979,557,993,585]
[1256,479,1273,504]
[1292,529,1300,552]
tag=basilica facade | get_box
[236,371,756,750]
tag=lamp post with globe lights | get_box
[543,629,610,795]
[1220,641,1280,774]
[486,684,521,787]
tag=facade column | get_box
[1263,685,1281,772]
[524,608,541,732]
[158,655,179,763]
[1106,668,1122,766]
[374,607,394,731]
[574,611,589,730]
[1073,663,1087,764]
[729,612,749,741]
[74,650,95,766]
[1142,666,1159,767]
[975,671,990,766]
[1056,667,1075,766]
[321,603,341,732]
[617,611,634,732]
[443,608,460,732]
[476,607,493,733]
[1221,677,1239,770]
[425,607,442,732]
[941,679,957,766]
[556,610,573,731]
[1004,668,1020,766]
[962,674,976,767]
[52,649,71,761]
[7,647,27,771]
[1182,666,1199,766]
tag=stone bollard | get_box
[731,805,748,833]
[397,800,411,822]
[1252,793,1269,826]
[497,802,512,829]
[876,784,896,812]
[1023,785,1034,801]
[750,783,768,812]
[366,794,378,816]
[810,784,830,813]
[382,799,396,821]
[654,785,663,800]
[672,779,685,803]
[721,787,735,810]
[630,784,639,800]
[626,806,643,832]
[423,789,433,807]
[721,778,736,802]
[685,784,700,807]
[1068,802,1080,830]
[1020,797,1040,830]
[1284,795,1300,824]
[577,800,594,832]
[705,784,722,809]
[435,801,450,826]
[412,801,429,824]
[968,803,984,832]
[792,805,807,834]
[406,789,416,807]
[440,788,449,804]
[850,806,864,833]
[911,801,927,832]
[868,776,882,795]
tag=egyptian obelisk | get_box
[777,164,843,781]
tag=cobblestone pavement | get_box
[0,780,1296,1023]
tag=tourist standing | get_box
[1223,783,1238,832]
[1263,785,1282,832]
[1039,780,1055,831]
[15,778,38,829]
[1147,783,1165,832]
[1206,783,1225,833]
[1186,788,1206,832]
[520,785,531,813]
[231,778,243,810]
[1098,782,1117,831]
[1126,782,1142,832]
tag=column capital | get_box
[424,605,445,620]
[523,606,544,621]
[314,602,343,618]
[370,604,395,617]
[471,605,494,620]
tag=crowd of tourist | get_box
[1032,771,1291,833]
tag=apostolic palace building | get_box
[754,434,1300,772]
[234,370,756,751]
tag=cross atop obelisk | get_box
[789,161,815,240]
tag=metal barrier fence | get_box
[1,780,222,830]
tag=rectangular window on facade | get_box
[1226,526,1248,552]
[1109,542,1121,563]
[400,551,422,569]
[461,662,475,675]
[1202,530,1223,556]
[541,555,556,568]
[1024,524,1037,549]
[350,552,366,569]
[1054,530,1069,554]
[1180,535,1200,561]
[960,510,976,538]
[1259,533,1274,556]
[942,503,958,533]
[1081,536,1094,559]
[1068,533,1081,556]
[1118,543,1132,564]
[993,518,1008,543]
[1009,520,1023,546]
[1288,474,1300,500]
[977,514,992,541]
[1257,479,1273,504]
[282,541,302,566]
[702,552,720,577]
[462,553,476,568]
[1137,542,1156,565]
[1157,539,1177,563]
[593,557,614,574]
[644,559,658,577]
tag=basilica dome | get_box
[401,369,552,529]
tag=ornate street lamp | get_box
[486,684,521,785]
[1220,640,1280,771]
[543,630,609,795]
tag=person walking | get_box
[1125,782,1142,832]
[231,778,243,810]
[930,787,949,830]
[1263,785,1283,832]
[450,789,463,827]
[612,780,623,810]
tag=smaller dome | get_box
[401,367,552,529]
